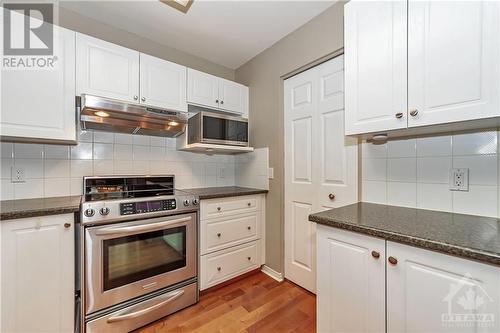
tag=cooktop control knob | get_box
[100,207,110,216]
[192,199,199,206]
[84,208,95,217]
[183,199,190,206]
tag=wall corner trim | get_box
[261,264,285,282]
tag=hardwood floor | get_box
[135,272,316,333]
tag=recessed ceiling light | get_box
[160,0,194,14]
[94,111,110,117]
[168,121,179,126]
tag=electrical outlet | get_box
[449,168,469,191]
[268,167,274,179]
[11,167,26,183]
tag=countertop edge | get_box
[309,214,500,267]
[0,206,80,221]
[197,189,268,200]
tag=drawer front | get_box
[200,240,260,290]
[202,213,259,255]
[201,195,260,220]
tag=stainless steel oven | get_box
[84,213,197,314]
[188,111,249,146]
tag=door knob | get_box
[409,109,419,117]
[388,256,398,265]
[371,251,380,259]
[328,193,335,200]
[64,223,71,229]
[395,112,403,119]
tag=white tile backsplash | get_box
[0,131,264,200]
[361,129,500,218]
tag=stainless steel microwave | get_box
[187,111,249,147]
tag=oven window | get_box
[102,226,186,291]
[203,116,248,143]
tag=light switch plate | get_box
[449,168,469,191]
[268,167,274,179]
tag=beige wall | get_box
[58,7,235,80]
[235,2,345,273]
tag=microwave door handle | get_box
[95,216,191,237]
[106,290,185,323]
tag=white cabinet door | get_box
[76,33,139,102]
[187,68,219,109]
[1,214,75,333]
[387,241,500,333]
[344,0,407,135]
[408,1,500,127]
[316,57,358,211]
[1,25,76,142]
[317,226,385,333]
[218,79,249,115]
[139,53,187,111]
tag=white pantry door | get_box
[284,55,358,293]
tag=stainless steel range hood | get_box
[79,94,188,137]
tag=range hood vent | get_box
[79,94,188,137]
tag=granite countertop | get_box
[0,196,82,221]
[309,202,500,266]
[185,186,268,200]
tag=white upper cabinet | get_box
[187,68,249,117]
[387,241,500,333]
[140,53,187,111]
[344,0,408,135]
[187,68,219,109]
[1,24,76,143]
[76,33,140,103]
[218,78,249,116]
[407,0,500,127]
[345,0,500,136]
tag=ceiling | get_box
[59,1,336,69]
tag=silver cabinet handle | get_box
[107,290,184,323]
[133,95,138,100]
[395,112,403,119]
[409,109,419,117]
[141,97,146,102]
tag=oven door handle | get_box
[95,216,192,237]
[106,289,185,323]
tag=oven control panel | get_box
[120,199,177,215]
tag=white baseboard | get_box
[261,264,284,282]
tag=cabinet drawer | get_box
[200,240,260,290]
[201,195,260,220]
[201,213,259,255]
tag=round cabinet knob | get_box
[217,233,221,238]
[217,267,221,272]
[328,193,335,200]
[247,226,251,230]
[215,99,219,104]
[183,199,190,207]
[247,202,251,207]
[192,199,199,206]
[141,97,146,102]
[371,251,380,259]
[217,207,221,212]
[220,100,224,105]
[100,207,110,216]
[409,109,419,117]
[395,112,404,119]
[64,223,71,229]
[388,256,398,265]
[247,256,251,261]
[84,208,95,217]
[133,95,138,100]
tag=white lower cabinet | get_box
[317,226,500,333]
[387,241,500,333]
[199,194,265,290]
[316,225,385,333]
[1,214,75,333]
